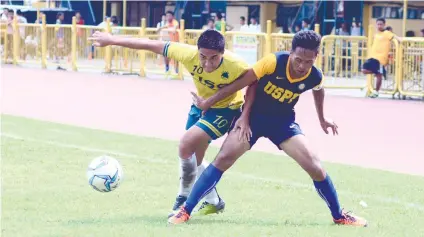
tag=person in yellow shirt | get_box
[89,29,249,217]
[362,18,400,98]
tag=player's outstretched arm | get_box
[202,69,257,109]
[89,31,165,55]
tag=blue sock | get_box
[313,174,342,219]
[165,64,170,72]
[184,164,223,215]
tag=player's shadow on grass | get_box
[66,215,323,228]
[183,217,324,227]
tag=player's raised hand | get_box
[233,116,252,142]
[89,31,113,47]
[320,118,338,135]
[191,92,209,114]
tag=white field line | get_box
[1,133,167,164]
[2,133,424,212]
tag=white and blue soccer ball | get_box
[86,155,123,192]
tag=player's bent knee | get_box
[212,152,235,172]
[179,127,211,159]
[178,141,193,159]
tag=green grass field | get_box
[2,115,424,237]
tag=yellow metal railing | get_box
[397,38,424,98]
[15,23,43,66]
[3,18,423,98]
[320,35,369,90]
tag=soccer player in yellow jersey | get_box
[169,30,367,227]
[362,18,400,98]
[89,30,249,217]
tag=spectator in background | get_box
[336,22,350,36]
[110,15,120,34]
[16,10,27,59]
[248,17,261,32]
[351,21,362,36]
[157,14,167,44]
[75,11,84,25]
[1,8,8,22]
[214,12,233,32]
[290,24,301,33]
[97,16,110,28]
[157,14,166,29]
[239,16,249,32]
[215,12,223,31]
[385,26,393,32]
[75,11,89,58]
[56,12,64,24]
[54,12,66,69]
[301,18,310,30]
[75,11,85,42]
[406,31,415,37]
[202,18,215,30]
[421,29,424,37]
[34,12,44,24]
[91,16,109,59]
[111,15,119,26]
[158,11,178,31]
[158,11,179,74]
[5,9,14,62]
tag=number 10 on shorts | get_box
[213,115,228,129]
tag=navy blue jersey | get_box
[250,52,323,118]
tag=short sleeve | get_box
[163,42,197,64]
[385,31,395,41]
[252,54,277,80]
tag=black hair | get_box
[197,29,225,53]
[385,26,393,31]
[8,9,14,13]
[16,9,22,15]
[376,18,385,24]
[406,31,415,37]
[291,30,321,53]
[302,18,310,25]
[111,15,119,25]
[240,16,245,21]
[216,12,223,20]
[166,11,174,16]
[208,18,215,23]
[57,12,64,18]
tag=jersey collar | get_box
[286,58,312,83]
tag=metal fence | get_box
[2,17,423,99]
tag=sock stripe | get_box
[316,188,331,208]
[198,181,217,202]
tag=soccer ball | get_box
[86,155,123,192]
